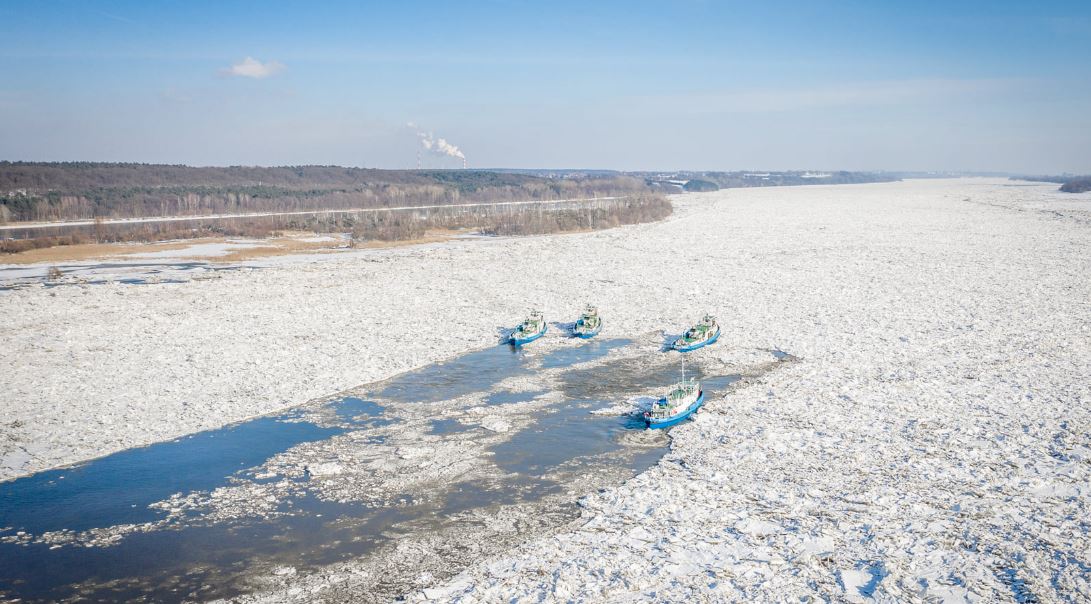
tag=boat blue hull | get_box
[645,390,705,429]
[573,320,601,339]
[673,327,720,352]
[510,324,547,345]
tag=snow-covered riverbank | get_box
[2,179,1089,601]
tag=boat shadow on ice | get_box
[495,325,526,346]
[549,320,577,335]
[659,331,684,352]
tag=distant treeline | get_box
[497,168,921,182]
[644,170,899,193]
[1060,178,1091,193]
[0,162,650,223]
[1009,175,1091,193]
[682,179,719,193]
[1009,175,1069,184]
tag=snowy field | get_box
[2,178,1089,602]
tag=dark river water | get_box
[0,337,738,602]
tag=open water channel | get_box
[0,336,751,602]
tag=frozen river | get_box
[3,179,1088,601]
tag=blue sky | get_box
[1,0,1089,172]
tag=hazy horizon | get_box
[2,1,1089,174]
[0,160,1050,177]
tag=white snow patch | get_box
[307,462,343,477]
[123,241,264,258]
[590,395,657,416]
[479,418,511,433]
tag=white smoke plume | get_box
[409,123,465,160]
[433,137,465,160]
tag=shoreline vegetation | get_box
[0,194,673,255]
[1060,178,1091,193]
[1010,174,1091,193]
[349,194,673,241]
[0,163,651,224]
[0,163,671,254]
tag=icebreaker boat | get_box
[572,304,602,339]
[510,310,547,345]
[672,314,720,352]
[644,359,704,428]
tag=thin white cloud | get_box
[221,57,285,79]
